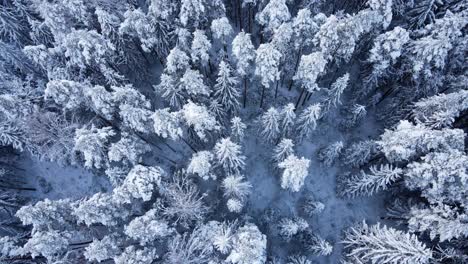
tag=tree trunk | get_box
[274,80,279,99]
[289,48,303,91]
[243,78,248,108]
[0,185,36,191]
[238,0,242,30]
[181,137,197,152]
[295,87,306,110]
[260,85,266,108]
[248,6,252,33]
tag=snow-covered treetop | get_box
[255,43,282,88]
[278,154,310,192]
[256,0,291,34]
[294,52,327,92]
[377,120,465,162]
[232,31,255,77]
[181,101,220,141]
[211,16,234,44]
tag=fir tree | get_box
[342,222,433,264]
[214,137,246,175]
[214,61,240,113]
[278,154,310,192]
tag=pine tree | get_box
[119,8,171,57]
[342,164,403,197]
[124,208,174,245]
[84,235,121,263]
[410,11,467,76]
[317,141,344,167]
[119,104,153,134]
[114,246,158,264]
[191,29,211,67]
[232,31,255,107]
[278,154,310,192]
[255,43,282,107]
[214,61,240,113]
[308,235,333,256]
[108,132,151,165]
[226,224,267,264]
[342,140,377,167]
[73,192,130,227]
[324,73,349,111]
[278,217,309,241]
[407,203,468,242]
[273,138,295,163]
[73,126,115,169]
[160,175,208,227]
[44,80,87,110]
[0,122,25,151]
[260,107,280,142]
[293,52,327,93]
[296,104,322,139]
[222,174,252,202]
[256,0,291,36]
[180,68,210,97]
[187,151,215,180]
[230,117,247,142]
[366,27,410,86]
[152,108,184,140]
[211,16,234,50]
[280,103,296,137]
[114,165,164,203]
[291,8,319,50]
[165,46,190,74]
[342,222,433,264]
[181,101,219,141]
[302,197,325,216]
[179,0,208,27]
[22,230,71,261]
[412,89,468,128]
[155,73,184,108]
[377,120,465,162]
[405,150,468,206]
[214,137,246,175]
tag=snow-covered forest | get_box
[0,0,467,263]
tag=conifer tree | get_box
[255,43,282,107]
[214,137,246,175]
[273,138,295,163]
[343,222,433,264]
[278,154,310,192]
[296,104,321,139]
[232,31,255,107]
[191,29,212,67]
[214,61,240,113]
[256,0,291,36]
[260,107,280,142]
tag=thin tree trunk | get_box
[161,141,177,153]
[260,85,266,108]
[181,137,197,152]
[301,91,309,106]
[208,59,214,73]
[289,48,303,91]
[274,81,279,99]
[295,87,306,110]
[376,86,395,105]
[248,7,252,33]
[0,185,36,191]
[243,78,248,108]
[238,0,242,30]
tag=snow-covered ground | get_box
[19,155,110,200]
